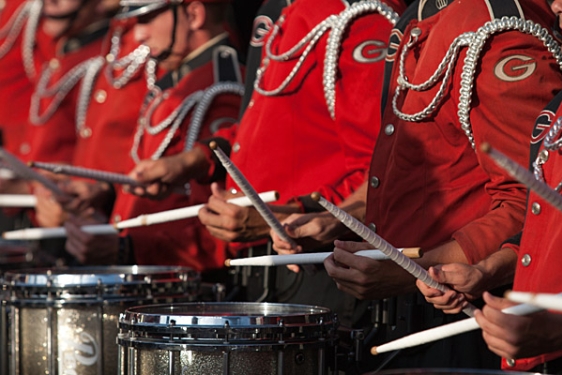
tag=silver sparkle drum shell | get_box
[117,302,338,375]
[2,265,200,375]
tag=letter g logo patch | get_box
[494,55,537,82]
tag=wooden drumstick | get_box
[225,247,422,267]
[481,142,562,213]
[29,161,145,186]
[311,192,477,317]
[371,301,547,355]
[506,291,562,312]
[1,191,278,240]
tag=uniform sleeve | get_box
[313,12,393,204]
[452,30,562,264]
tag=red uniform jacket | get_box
[71,19,152,173]
[22,21,109,164]
[0,0,54,155]
[501,91,562,370]
[365,0,562,264]
[225,0,405,207]
[112,35,243,271]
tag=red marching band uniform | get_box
[22,19,110,164]
[0,0,55,156]
[501,90,562,371]
[364,0,562,368]
[111,34,244,272]
[71,18,155,174]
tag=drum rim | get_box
[1,265,199,287]
[120,302,334,329]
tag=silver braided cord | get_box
[458,16,562,148]
[131,91,204,163]
[255,0,397,118]
[75,56,105,136]
[324,0,398,118]
[184,82,244,151]
[22,0,41,78]
[0,1,30,59]
[392,17,562,149]
[104,27,151,89]
[254,14,333,96]
[391,32,472,122]
[534,116,562,192]
[29,57,99,125]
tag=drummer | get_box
[271,0,562,370]
[416,32,562,374]
[61,0,243,278]
[120,0,406,332]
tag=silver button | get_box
[368,223,377,232]
[248,100,254,108]
[94,90,107,103]
[531,202,541,215]
[506,359,515,367]
[232,142,241,152]
[19,143,30,154]
[539,150,549,162]
[80,127,92,138]
[49,58,60,70]
[521,254,531,267]
[410,27,422,37]
[384,124,395,136]
[370,176,380,188]
[113,214,121,223]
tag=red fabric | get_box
[227,0,406,206]
[21,26,108,164]
[501,101,562,370]
[112,41,243,272]
[0,1,55,155]
[365,0,562,264]
[71,20,150,174]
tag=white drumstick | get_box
[2,224,118,240]
[1,191,278,240]
[311,192,477,317]
[225,247,422,266]
[115,191,278,229]
[506,291,562,312]
[371,300,549,355]
[0,194,37,207]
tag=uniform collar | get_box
[155,32,230,91]
[62,19,110,54]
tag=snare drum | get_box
[0,239,34,275]
[1,265,200,375]
[117,302,338,375]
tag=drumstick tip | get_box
[224,259,231,267]
[480,142,491,154]
[209,141,217,150]
[403,247,423,259]
[310,192,321,202]
[370,346,379,355]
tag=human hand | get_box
[198,183,270,242]
[125,149,209,199]
[416,263,487,314]
[64,213,119,264]
[475,291,562,359]
[324,239,416,300]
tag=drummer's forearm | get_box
[417,240,469,269]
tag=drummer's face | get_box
[551,0,562,29]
